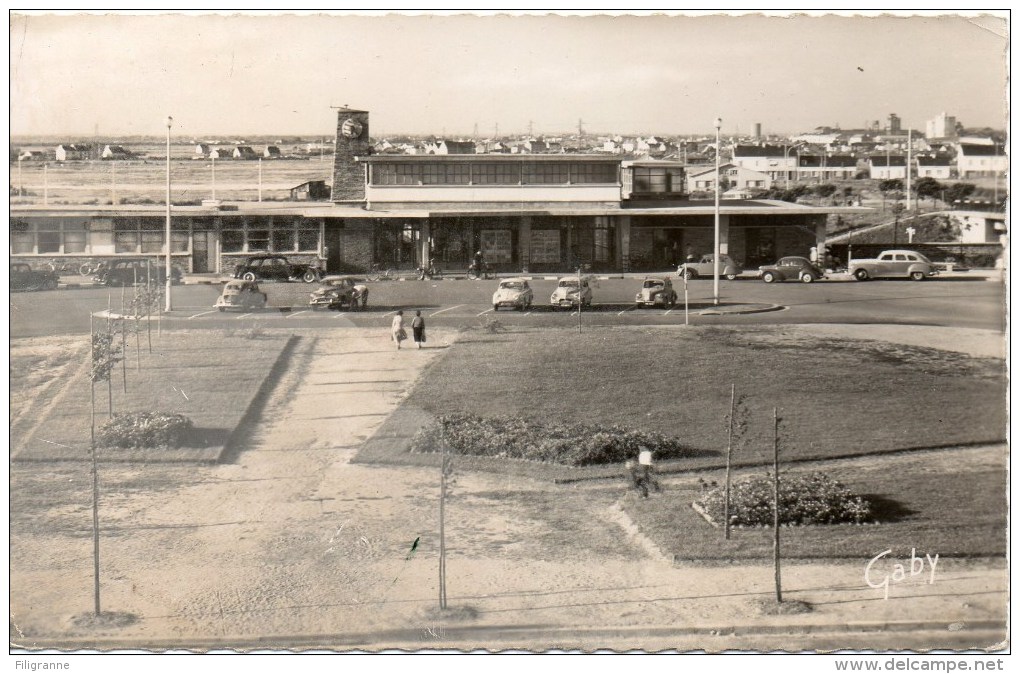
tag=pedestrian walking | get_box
[391,310,406,350]
[411,310,426,349]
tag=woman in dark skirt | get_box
[411,310,426,349]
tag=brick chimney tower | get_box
[331,106,371,202]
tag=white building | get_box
[957,143,1007,178]
[687,163,772,193]
[925,112,957,139]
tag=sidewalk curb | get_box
[11,619,1005,651]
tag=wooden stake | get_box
[773,407,782,603]
[724,383,735,540]
[89,312,101,616]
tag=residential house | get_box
[687,163,772,193]
[195,143,211,157]
[263,146,282,159]
[101,145,134,160]
[289,180,331,201]
[523,139,547,153]
[868,155,907,180]
[430,140,476,155]
[915,155,953,180]
[796,154,859,180]
[730,145,797,182]
[55,144,93,161]
[233,146,258,160]
[956,143,1007,178]
[209,147,232,160]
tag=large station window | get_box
[370,161,618,186]
[220,218,321,253]
[114,219,188,254]
[480,229,513,263]
[529,230,561,264]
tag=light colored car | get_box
[848,250,938,281]
[492,278,533,311]
[215,279,267,311]
[550,275,593,309]
[635,277,677,308]
[678,254,743,281]
[310,275,369,310]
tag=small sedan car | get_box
[492,278,533,311]
[94,259,183,287]
[758,256,826,283]
[309,276,369,311]
[215,280,268,311]
[678,254,743,281]
[233,255,321,283]
[550,276,593,309]
[635,277,677,308]
[10,263,59,291]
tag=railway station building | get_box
[10,107,867,275]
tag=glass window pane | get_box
[141,231,164,253]
[11,233,34,254]
[222,230,244,253]
[37,232,61,253]
[272,228,294,252]
[171,232,189,253]
[248,229,270,251]
[297,229,319,252]
[63,231,87,253]
[115,231,139,253]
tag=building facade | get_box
[10,107,870,275]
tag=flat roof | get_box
[357,154,621,163]
[10,199,872,219]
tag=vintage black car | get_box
[233,255,322,283]
[10,263,59,291]
[758,256,826,283]
[94,259,183,287]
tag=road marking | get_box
[618,306,636,316]
[430,304,463,317]
[523,311,532,316]
[287,310,309,319]
[476,309,493,317]
[235,312,253,320]
[663,308,674,316]
[333,312,348,318]
[188,310,217,319]
[382,310,398,317]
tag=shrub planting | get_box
[97,412,193,449]
[695,472,872,526]
[409,413,696,466]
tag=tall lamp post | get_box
[165,116,174,312]
[713,117,722,306]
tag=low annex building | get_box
[9,106,868,274]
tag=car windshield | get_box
[500,281,526,290]
[643,280,664,288]
[224,282,245,291]
[559,279,580,288]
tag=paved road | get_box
[9,273,1005,338]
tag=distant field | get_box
[11,156,333,204]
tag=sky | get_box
[8,11,1009,139]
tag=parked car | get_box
[848,250,938,281]
[678,254,743,281]
[758,256,825,283]
[94,259,183,287]
[214,280,268,312]
[550,276,593,309]
[492,278,533,311]
[10,263,58,291]
[232,255,321,283]
[635,277,677,308]
[309,275,369,310]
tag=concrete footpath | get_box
[9,327,1007,652]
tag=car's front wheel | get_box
[762,271,776,283]
[853,268,869,281]
[242,271,257,282]
[302,270,319,283]
[910,271,926,281]
[725,273,738,281]
[800,272,815,283]
[683,269,696,280]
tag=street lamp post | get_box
[713,117,722,306]
[165,116,173,312]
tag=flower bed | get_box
[97,412,193,450]
[694,472,873,526]
[409,413,696,467]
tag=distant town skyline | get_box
[9,11,1008,139]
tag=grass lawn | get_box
[623,458,1007,559]
[402,326,1005,470]
[11,329,295,462]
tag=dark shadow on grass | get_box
[183,427,231,448]
[862,493,917,523]
[218,335,301,464]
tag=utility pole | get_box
[773,407,782,603]
[528,120,534,138]
[165,116,173,313]
[577,118,584,137]
[906,129,912,210]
